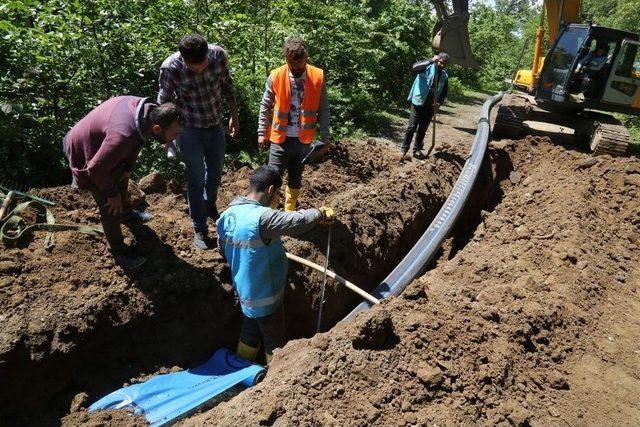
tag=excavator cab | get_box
[495,2,640,157]
[536,24,640,115]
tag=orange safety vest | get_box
[267,64,324,144]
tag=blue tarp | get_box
[89,348,265,426]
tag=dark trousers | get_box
[402,98,435,153]
[62,136,133,253]
[88,176,130,253]
[268,137,308,189]
[239,304,285,355]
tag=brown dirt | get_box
[1,137,465,425]
[179,136,640,426]
[63,409,147,427]
[6,94,640,426]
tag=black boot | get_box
[111,248,146,271]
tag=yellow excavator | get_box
[494,0,640,155]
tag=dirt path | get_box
[366,92,485,151]
[180,136,640,426]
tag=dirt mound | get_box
[1,139,468,424]
[63,409,147,427]
[182,137,640,426]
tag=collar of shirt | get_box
[288,69,307,81]
[135,97,155,142]
[230,196,263,207]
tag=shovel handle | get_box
[285,252,380,305]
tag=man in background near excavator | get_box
[216,165,334,363]
[63,97,182,271]
[257,37,331,211]
[401,52,450,159]
[574,41,610,97]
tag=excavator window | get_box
[539,26,589,102]
[571,40,615,99]
[602,39,640,106]
[615,43,640,79]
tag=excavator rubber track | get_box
[590,120,630,157]
[492,94,527,139]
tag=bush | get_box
[447,77,466,102]
[0,0,438,187]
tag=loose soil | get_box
[1,97,477,425]
[180,136,640,426]
[5,94,639,426]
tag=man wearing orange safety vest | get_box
[258,37,331,211]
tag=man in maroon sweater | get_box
[63,96,182,271]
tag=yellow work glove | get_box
[318,206,335,224]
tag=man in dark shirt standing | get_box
[401,52,450,159]
[63,97,182,271]
[158,34,239,250]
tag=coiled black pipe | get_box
[343,92,505,321]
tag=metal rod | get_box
[316,225,332,332]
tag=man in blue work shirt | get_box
[575,41,609,97]
[401,52,450,159]
[217,165,334,364]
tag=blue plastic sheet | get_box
[89,348,265,426]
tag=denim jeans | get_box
[178,126,225,234]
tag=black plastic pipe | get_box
[343,92,505,321]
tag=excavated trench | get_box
[185,133,640,426]
[0,140,514,426]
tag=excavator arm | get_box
[431,0,479,68]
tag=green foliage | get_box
[0,0,436,187]
[447,2,539,91]
[447,76,466,102]
[582,0,640,35]
[8,0,603,188]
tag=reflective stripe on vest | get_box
[240,287,284,309]
[273,110,289,120]
[267,64,324,144]
[219,237,263,249]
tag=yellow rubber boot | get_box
[236,341,260,362]
[269,191,280,209]
[284,186,300,212]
